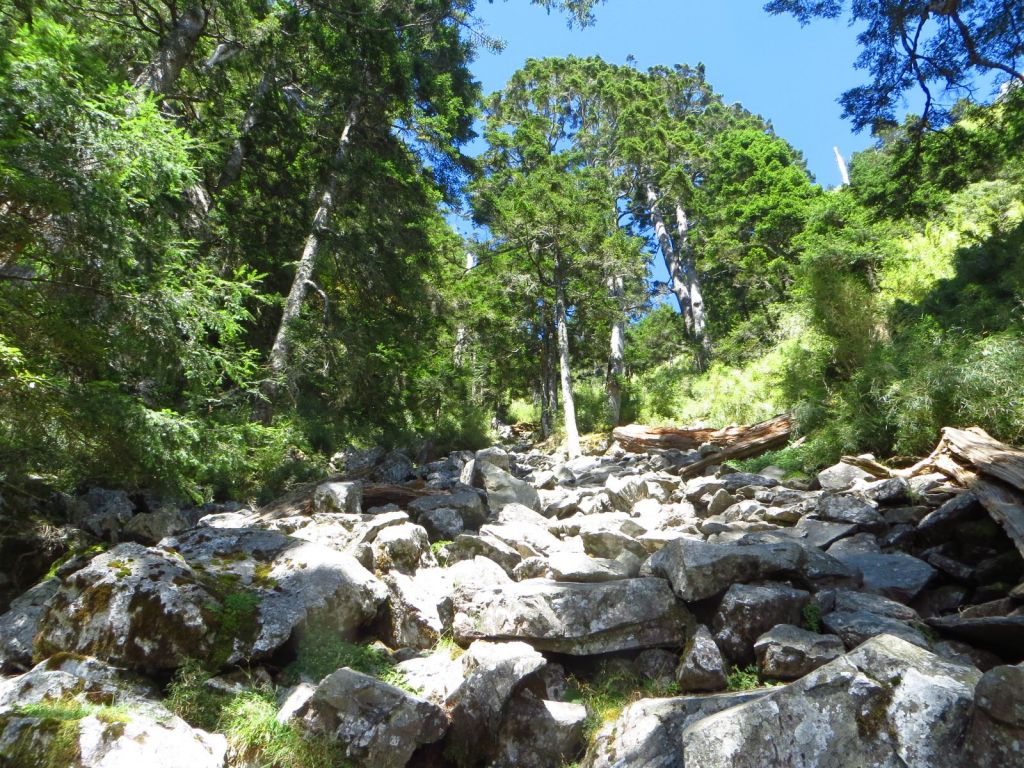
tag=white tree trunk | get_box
[133,6,208,97]
[607,274,625,426]
[645,184,691,326]
[675,202,711,368]
[833,146,850,186]
[267,110,358,381]
[555,283,581,458]
[453,250,475,366]
[217,68,277,192]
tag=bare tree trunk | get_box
[645,184,691,329]
[265,109,359,393]
[833,147,850,186]
[555,281,581,458]
[216,68,277,192]
[540,322,556,439]
[133,6,208,97]
[453,250,474,367]
[675,202,711,370]
[607,274,625,426]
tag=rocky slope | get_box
[1,437,1022,767]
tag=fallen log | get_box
[613,414,792,454]
[942,426,1024,493]
[972,478,1024,559]
[676,416,795,479]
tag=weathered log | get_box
[613,413,792,453]
[973,478,1024,560]
[942,426,1024,493]
[676,415,794,479]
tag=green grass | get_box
[165,658,232,732]
[4,698,133,768]
[801,604,823,633]
[283,628,415,693]
[565,662,680,745]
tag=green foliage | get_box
[565,662,680,744]
[5,698,132,768]
[726,664,762,692]
[220,689,348,768]
[801,604,823,634]
[284,627,408,690]
[166,658,232,732]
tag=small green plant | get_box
[106,559,132,579]
[801,603,823,633]
[565,662,680,745]
[432,631,464,660]
[284,626,412,691]
[165,658,231,731]
[726,664,761,691]
[209,590,261,668]
[430,540,453,566]
[45,543,107,579]
[220,689,348,768]
[6,698,132,768]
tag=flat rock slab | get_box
[712,582,810,665]
[822,610,930,651]
[928,614,1024,658]
[754,624,845,680]
[452,577,693,655]
[681,634,981,768]
[832,552,936,603]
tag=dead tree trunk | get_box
[645,183,691,326]
[133,6,208,97]
[555,279,581,458]
[675,202,711,370]
[216,67,277,192]
[265,108,358,401]
[607,274,626,426]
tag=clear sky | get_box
[467,0,880,188]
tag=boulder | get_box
[71,488,135,540]
[452,578,693,655]
[753,624,845,680]
[816,462,873,492]
[860,477,910,505]
[583,690,769,768]
[491,694,587,768]
[479,462,541,513]
[123,505,197,545]
[676,625,727,692]
[543,552,634,583]
[927,613,1024,658]
[781,518,858,549]
[822,610,930,650]
[0,655,158,710]
[815,494,885,531]
[444,640,547,765]
[372,451,414,483]
[964,664,1024,763]
[296,667,448,768]
[370,522,435,574]
[681,634,981,768]
[446,534,522,576]
[313,481,363,515]
[408,487,487,531]
[712,582,810,665]
[831,552,936,602]
[418,507,464,541]
[0,578,59,673]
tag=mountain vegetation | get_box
[2,0,1023,505]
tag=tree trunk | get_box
[133,5,208,97]
[266,109,359,393]
[540,322,556,439]
[555,281,581,458]
[645,183,691,327]
[453,250,474,367]
[216,68,276,192]
[675,202,711,370]
[607,274,625,426]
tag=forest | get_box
[2,0,1024,503]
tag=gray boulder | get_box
[492,694,587,768]
[815,494,885,530]
[681,634,981,768]
[822,610,930,650]
[452,578,693,655]
[418,506,464,541]
[370,522,435,574]
[964,664,1024,764]
[313,480,363,515]
[408,486,487,531]
[0,578,59,672]
[479,462,541,513]
[296,667,448,768]
[831,552,936,602]
[543,552,634,582]
[816,462,873,492]
[676,625,727,692]
[753,624,844,680]
[712,582,810,665]
[446,533,522,576]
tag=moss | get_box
[44,543,107,580]
[801,604,823,633]
[4,698,132,768]
[855,686,896,740]
[106,559,132,579]
[42,652,89,671]
[252,562,278,589]
[207,589,261,669]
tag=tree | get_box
[765,0,1024,131]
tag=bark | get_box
[833,146,851,186]
[216,67,277,193]
[540,322,558,440]
[555,281,581,458]
[645,184,691,326]
[266,108,359,389]
[453,250,474,367]
[607,274,625,426]
[613,413,792,454]
[132,5,208,97]
[675,202,711,370]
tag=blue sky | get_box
[467,0,879,188]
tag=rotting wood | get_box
[613,413,792,453]
[675,415,794,478]
[973,478,1024,559]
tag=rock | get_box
[754,624,844,680]
[782,518,858,549]
[584,690,769,768]
[860,477,910,505]
[635,649,679,687]
[831,552,937,602]
[72,488,135,540]
[815,494,885,531]
[444,640,547,765]
[34,543,221,673]
[825,532,881,555]
[313,481,363,515]
[479,462,541,513]
[372,451,414,483]
[830,589,921,622]
[382,571,448,650]
[296,667,447,768]
[475,447,511,472]
[883,505,930,525]
[605,474,649,512]
[480,521,563,558]
[408,487,487,531]
[123,505,197,545]
[719,473,779,492]
[543,552,633,582]
[712,582,810,665]
[927,614,1024,658]
[916,491,982,541]
[964,664,1024,763]
[705,489,737,517]
[492,694,587,768]
[676,625,727,692]
[418,506,464,541]
[681,634,982,768]
[0,578,59,673]
[162,527,388,661]
[370,522,435,574]
[817,461,873,492]
[452,578,693,655]
[580,529,647,560]
[330,446,385,479]
[823,609,930,650]
[0,655,158,710]
[446,534,522,576]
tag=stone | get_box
[817,461,873,492]
[605,474,650,511]
[782,518,858,549]
[123,505,197,545]
[543,552,633,582]
[680,634,982,768]
[408,486,487,530]
[492,694,587,768]
[452,577,693,655]
[480,522,563,558]
[916,491,983,541]
[832,552,937,602]
[475,446,511,472]
[479,462,541,513]
[860,477,910,505]
[370,522,435,574]
[676,625,727,692]
[754,624,844,680]
[0,655,158,710]
[0,578,59,673]
[71,488,135,540]
[825,532,881,555]
[719,473,779,492]
[446,534,522,576]
[382,571,449,650]
[418,506,464,541]
[635,649,679,687]
[580,529,647,560]
[883,505,930,525]
[313,481,363,515]
[964,664,1024,764]
[372,450,414,483]
[330,446,385,479]
[927,614,1024,658]
[712,582,810,665]
[815,494,884,530]
[584,690,769,768]
[297,667,447,768]
[706,489,737,518]
[822,610,930,650]
[830,589,921,622]
[444,640,547,764]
